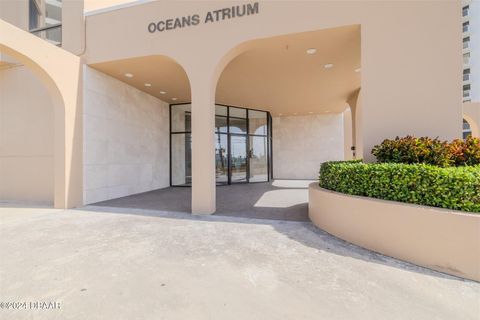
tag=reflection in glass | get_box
[170,104,271,186]
[215,134,228,184]
[249,136,268,182]
[171,133,191,186]
[171,104,191,132]
[229,107,246,118]
[215,116,228,133]
[230,135,247,183]
[215,105,228,116]
[229,118,247,134]
[249,110,267,136]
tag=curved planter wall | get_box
[308,183,480,282]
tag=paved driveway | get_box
[0,204,479,320]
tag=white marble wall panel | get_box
[272,114,344,179]
[83,67,169,204]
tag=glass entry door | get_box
[229,135,248,183]
[249,136,268,182]
[170,103,271,187]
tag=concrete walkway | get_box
[94,180,313,221]
[0,204,479,320]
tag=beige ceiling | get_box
[90,55,191,104]
[90,24,360,116]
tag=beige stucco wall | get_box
[83,67,169,204]
[272,114,344,180]
[0,64,54,204]
[309,184,480,282]
[82,0,461,213]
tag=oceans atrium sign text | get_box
[148,2,259,33]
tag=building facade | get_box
[462,0,480,138]
[0,0,463,213]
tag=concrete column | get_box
[190,76,216,214]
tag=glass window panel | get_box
[31,26,62,46]
[29,0,63,30]
[248,110,267,135]
[171,133,191,186]
[215,133,228,184]
[46,0,62,25]
[229,118,247,134]
[230,135,247,183]
[215,116,228,133]
[171,104,191,132]
[215,105,228,116]
[229,107,246,118]
[249,136,268,182]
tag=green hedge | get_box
[319,161,480,213]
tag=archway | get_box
[215,25,361,179]
[0,19,83,208]
[84,54,192,204]
[463,116,479,138]
[210,25,361,219]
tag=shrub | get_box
[319,161,480,213]
[371,136,480,167]
[449,136,480,166]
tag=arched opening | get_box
[85,55,192,204]
[216,25,360,178]
[210,25,361,219]
[463,113,479,139]
[1,19,83,209]
[0,58,55,205]
[463,118,472,139]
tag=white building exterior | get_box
[463,0,480,103]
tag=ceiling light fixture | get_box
[306,48,317,55]
[144,83,152,87]
[308,111,313,114]
[355,68,361,73]
[124,73,133,78]
[160,91,166,95]
[172,97,177,101]
[324,63,334,69]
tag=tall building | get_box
[462,1,480,139]
[462,0,479,103]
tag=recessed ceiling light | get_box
[160,91,166,95]
[172,98,177,101]
[306,48,317,55]
[124,73,133,78]
[278,113,283,116]
[144,83,152,87]
[308,111,313,114]
[324,63,334,69]
[293,112,298,115]
[355,68,361,73]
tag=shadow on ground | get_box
[80,203,468,283]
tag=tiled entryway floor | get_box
[93,180,313,221]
